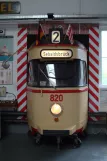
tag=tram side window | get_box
[28,61,38,86]
[79,61,87,86]
[28,59,87,87]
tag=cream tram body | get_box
[27,45,88,136]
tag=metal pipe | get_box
[88,112,106,117]
[88,121,106,125]
[4,119,27,123]
[1,111,26,116]
[54,14,107,19]
[1,116,26,119]
[0,14,107,20]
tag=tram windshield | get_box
[28,59,87,87]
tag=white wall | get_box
[0,25,18,100]
[100,89,107,112]
[0,0,107,15]
[99,25,107,112]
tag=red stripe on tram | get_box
[27,88,88,93]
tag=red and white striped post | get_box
[17,28,27,112]
[89,27,99,118]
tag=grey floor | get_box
[0,134,107,161]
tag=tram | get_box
[27,29,88,148]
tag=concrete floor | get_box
[0,134,107,161]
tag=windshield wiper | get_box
[47,74,77,80]
[38,66,56,89]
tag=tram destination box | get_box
[49,28,63,44]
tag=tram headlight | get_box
[51,103,62,116]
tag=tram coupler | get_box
[57,136,61,150]
[70,134,82,148]
[34,133,42,145]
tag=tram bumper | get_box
[31,126,84,136]
[43,130,69,136]
[31,118,86,136]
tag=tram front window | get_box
[28,59,87,87]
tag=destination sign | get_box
[41,50,73,58]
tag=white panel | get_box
[22,0,80,15]
[0,0,80,15]
[81,0,107,14]
[100,89,107,111]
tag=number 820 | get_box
[50,94,63,102]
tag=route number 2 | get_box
[50,94,63,102]
[51,31,60,43]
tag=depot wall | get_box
[0,0,107,15]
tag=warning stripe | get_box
[88,79,99,92]
[18,42,27,53]
[17,61,27,72]
[18,33,27,45]
[89,27,99,120]
[17,52,27,64]
[89,47,99,60]
[89,52,99,65]
[18,96,27,107]
[17,28,27,112]
[89,89,99,102]
[20,105,27,112]
[89,98,99,111]
[88,104,97,112]
[17,78,27,90]
[18,101,27,111]
[18,28,26,37]
[17,69,27,81]
[89,85,99,98]
[89,99,99,110]
[17,56,27,69]
[18,38,27,51]
[17,87,27,99]
[89,57,99,71]
[89,34,99,47]
[89,30,99,45]
[89,70,99,83]
[89,61,99,74]
[90,27,99,38]
[17,65,27,78]
[89,38,99,51]
[89,94,99,107]
[89,44,99,56]
[18,93,26,105]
